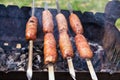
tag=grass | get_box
[0,0,120,29]
[115,18,120,29]
[0,0,108,12]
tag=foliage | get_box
[0,0,108,12]
[0,0,120,29]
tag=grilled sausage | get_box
[56,13,68,33]
[69,13,83,34]
[26,16,38,40]
[75,34,93,59]
[42,10,54,33]
[59,31,74,59]
[44,33,57,64]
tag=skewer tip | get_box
[26,68,33,80]
[67,57,76,80]
[86,59,98,80]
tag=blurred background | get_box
[0,0,109,12]
[0,0,120,29]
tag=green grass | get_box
[115,18,120,29]
[0,0,120,29]
[0,0,108,12]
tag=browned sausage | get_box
[56,13,68,33]
[26,16,38,40]
[75,34,93,59]
[44,33,57,64]
[59,31,74,59]
[69,13,83,34]
[42,10,54,33]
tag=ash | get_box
[0,44,43,71]
[0,37,119,72]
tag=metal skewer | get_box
[67,57,76,80]
[86,59,98,80]
[26,0,35,80]
[56,0,60,13]
[67,2,73,14]
[44,1,55,80]
[27,40,33,80]
[56,0,76,80]
[48,63,55,80]
[67,2,98,80]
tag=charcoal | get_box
[0,53,6,67]
[21,47,28,54]
[33,54,42,70]
[0,47,4,53]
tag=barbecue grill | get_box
[0,0,120,80]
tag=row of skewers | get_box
[25,0,98,80]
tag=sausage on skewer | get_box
[75,34,93,59]
[42,10,54,33]
[56,13,68,33]
[59,31,74,59]
[44,33,57,64]
[26,16,38,40]
[69,13,83,34]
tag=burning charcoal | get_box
[116,60,120,71]
[0,53,7,71]
[100,62,117,74]
[17,60,26,71]
[33,54,42,70]
[0,47,4,54]
[55,61,67,71]
[54,49,68,71]
[6,56,16,70]
[73,51,86,71]
[33,45,43,54]
[20,54,27,61]
[0,66,6,71]
[43,67,48,71]
[21,47,28,54]
[2,45,12,54]
[17,67,25,71]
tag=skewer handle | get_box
[86,59,98,80]
[48,64,55,80]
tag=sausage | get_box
[75,34,93,59]
[42,10,54,33]
[26,16,38,40]
[44,33,57,64]
[56,13,68,33]
[69,13,83,34]
[59,31,74,59]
